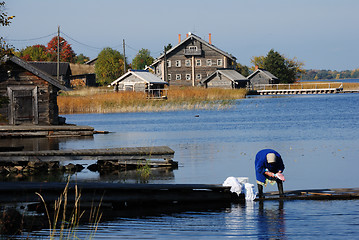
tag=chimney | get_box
[209,33,212,44]
[186,33,189,38]
[178,34,181,43]
[255,65,259,70]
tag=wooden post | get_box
[164,46,167,83]
[192,56,195,86]
[57,26,60,81]
[123,39,126,73]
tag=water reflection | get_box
[0,136,94,151]
[258,200,286,239]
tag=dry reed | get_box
[36,179,102,239]
[58,87,247,114]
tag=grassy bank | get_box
[58,87,248,114]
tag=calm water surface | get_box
[30,93,359,239]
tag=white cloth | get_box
[223,177,243,196]
[223,177,257,201]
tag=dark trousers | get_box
[257,179,284,198]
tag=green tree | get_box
[131,48,154,70]
[164,43,172,52]
[16,44,49,61]
[236,63,250,77]
[95,47,127,86]
[74,53,90,64]
[0,1,15,58]
[251,49,304,83]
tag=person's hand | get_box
[275,172,285,181]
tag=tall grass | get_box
[36,180,102,239]
[58,87,247,114]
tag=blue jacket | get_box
[255,149,285,185]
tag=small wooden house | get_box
[201,69,249,89]
[247,68,279,86]
[69,63,97,87]
[0,55,68,125]
[110,70,168,98]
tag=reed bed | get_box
[343,82,359,90]
[58,87,247,114]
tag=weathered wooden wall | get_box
[117,75,147,92]
[205,74,233,89]
[0,61,60,125]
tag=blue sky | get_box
[2,0,359,70]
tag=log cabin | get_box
[0,55,68,125]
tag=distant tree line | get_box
[299,69,359,80]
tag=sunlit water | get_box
[23,93,359,239]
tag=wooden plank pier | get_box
[0,146,177,173]
[256,188,359,201]
[0,182,238,206]
[0,125,95,138]
[253,82,344,95]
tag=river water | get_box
[29,93,359,239]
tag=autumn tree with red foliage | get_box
[46,36,75,63]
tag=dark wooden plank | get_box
[0,146,175,162]
[0,182,235,204]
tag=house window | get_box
[168,74,171,81]
[196,59,201,66]
[185,59,191,67]
[189,46,197,50]
[206,59,212,66]
[167,60,171,67]
[156,68,160,74]
[217,59,223,66]
[175,60,181,67]
[186,74,191,80]
[196,74,201,80]
[176,74,181,80]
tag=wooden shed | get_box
[247,68,279,86]
[110,70,168,98]
[201,69,249,89]
[0,55,68,125]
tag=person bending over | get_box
[255,149,285,198]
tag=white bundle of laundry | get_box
[222,176,256,201]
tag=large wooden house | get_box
[151,33,237,86]
[0,55,68,125]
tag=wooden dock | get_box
[0,182,239,206]
[0,125,94,138]
[256,188,359,201]
[253,82,344,95]
[0,146,177,173]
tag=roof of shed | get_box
[247,68,278,80]
[151,33,236,66]
[29,61,72,76]
[111,70,168,86]
[1,55,69,90]
[202,69,248,84]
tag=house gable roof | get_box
[247,68,278,80]
[202,69,247,84]
[29,61,72,77]
[111,70,168,86]
[1,55,69,91]
[151,33,236,66]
